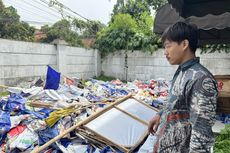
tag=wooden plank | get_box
[114,105,148,126]
[133,97,159,112]
[128,131,149,153]
[83,126,129,152]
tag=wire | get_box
[41,0,90,21]
[39,0,80,19]
[4,0,57,22]
[0,18,53,26]
[39,0,74,19]
[58,2,90,21]
[33,0,63,16]
[20,0,61,19]
[22,20,53,25]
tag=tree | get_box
[112,0,150,18]
[95,0,162,56]
[72,19,105,38]
[95,13,137,54]
[146,0,167,10]
[40,18,105,47]
[0,0,35,41]
[40,19,82,46]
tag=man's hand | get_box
[148,115,161,134]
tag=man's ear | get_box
[182,39,189,51]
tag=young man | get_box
[148,22,218,153]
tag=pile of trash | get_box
[0,76,169,153]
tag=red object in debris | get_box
[8,125,27,138]
[111,79,123,85]
[64,77,75,86]
[160,91,168,97]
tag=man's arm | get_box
[148,93,169,134]
[189,76,218,153]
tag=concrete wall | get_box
[0,39,100,86]
[57,45,100,79]
[102,49,230,81]
[0,38,229,86]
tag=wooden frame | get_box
[32,94,159,153]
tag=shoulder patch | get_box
[200,77,217,96]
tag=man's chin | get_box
[168,60,177,65]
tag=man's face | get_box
[163,39,185,65]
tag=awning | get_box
[153,4,230,45]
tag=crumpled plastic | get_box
[0,110,11,144]
[37,123,59,148]
[8,127,38,151]
[99,146,123,153]
[0,93,27,114]
[10,114,30,128]
[137,134,157,153]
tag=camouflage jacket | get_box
[153,57,218,153]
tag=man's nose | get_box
[164,49,168,56]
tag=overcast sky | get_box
[2,0,117,27]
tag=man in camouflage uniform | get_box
[148,22,218,153]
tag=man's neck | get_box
[180,51,196,65]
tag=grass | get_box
[0,91,9,97]
[93,75,128,83]
[93,75,117,82]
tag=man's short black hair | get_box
[162,22,198,53]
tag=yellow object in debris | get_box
[45,107,76,127]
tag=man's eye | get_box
[165,45,170,48]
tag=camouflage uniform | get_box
[153,57,218,153]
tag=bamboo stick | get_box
[127,131,149,153]
[31,94,132,153]
[83,126,129,152]
[133,97,159,112]
[0,85,9,88]
[28,101,53,108]
[114,105,148,126]
[78,128,116,149]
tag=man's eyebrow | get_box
[163,42,169,46]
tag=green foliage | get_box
[93,75,116,82]
[47,0,105,39]
[40,18,105,46]
[0,0,104,46]
[72,19,105,38]
[146,0,167,10]
[137,11,153,35]
[40,19,82,46]
[0,1,35,41]
[0,91,9,97]
[95,13,136,55]
[200,44,230,54]
[214,124,230,153]
[95,4,162,56]
[93,75,127,83]
[112,0,150,18]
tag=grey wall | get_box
[57,45,100,79]
[0,38,229,86]
[101,50,230,81]
[0,39,100,86]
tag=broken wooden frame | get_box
[32,94,159,153]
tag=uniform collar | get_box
[179,57,200,71]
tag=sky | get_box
[2,0,117,28]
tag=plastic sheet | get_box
[85,108,147,147]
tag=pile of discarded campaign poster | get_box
[0,68,169,153]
